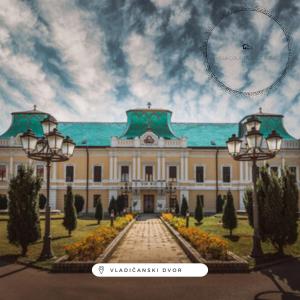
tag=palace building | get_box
[0,105,299,213]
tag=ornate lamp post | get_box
[226,115,282,258]
[20,116,75,260]
[165,179,177,212]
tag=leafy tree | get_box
[74,194,85,214]
[7,166,41,256]
[222,190,237,236]
[108,196,117,216]
[216,194,224,213]
[254,167,299,254]
[0,194,8,210]
[38,194,47,210]
[180,195,189,216]
[95,198,103,224]
[194,197,203,225]
[63,186,77,236]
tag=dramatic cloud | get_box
[0,0,299,138]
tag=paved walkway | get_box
[0,258,300,300]
[109,215,190,263]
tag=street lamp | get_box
[226,115,282,258]
[20,116,75,260]
[165,179,177,212]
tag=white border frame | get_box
[93,164,103,183]
[194,165,205,183]
[64,164,75,183]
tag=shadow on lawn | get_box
[223,235,240,242]
[254,257,300,300]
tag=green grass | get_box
[189,215,300,263]
[0,218,109,269]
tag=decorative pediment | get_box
[111,130,187,148]
[140,131,158,146]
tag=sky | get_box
[0,0,299,138]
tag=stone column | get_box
[109,155,113,181]
[180,155,184,181]
[157,155,161,180]
[132,155,136,180]
[161,155,165,180]
[114,156,118,181]
[137,154,141,180]
[184,155,188,181]
[9,154,13,179]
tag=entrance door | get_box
[143,195,154,213]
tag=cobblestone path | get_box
[109,215,190,263]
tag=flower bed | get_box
[162,213,228,260]
[64,214,133,261]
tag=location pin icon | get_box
[99,266,104,274]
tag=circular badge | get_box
[204,7,292,97]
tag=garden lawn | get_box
[190,215,300,262]
[0,218,109,270]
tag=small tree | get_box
[222,190,237,236]
[95,198,103,224]
[194,197,203,225]
[74,194,85,214]
[216,194,223,213]
[108,196,117,216]
[63,186,77,236]
[175,199,179,215]
[0,194,8,210]
[180,195,188,216]
[254,167,299,254]
[7,166,41,256]
[116,195,125,215]
[243,188,253,227]
[38,194,47,210]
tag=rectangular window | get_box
[0,165,7,181]
[36,165,44,178]
[197,195,204,207]
[270,166,278,176]
[94,166,102,182]
[289,166,297,180]
[169,166,177,180]
[65,166,74,182]
[145,166,153,181]
[196,166,204,183]
[93,194,101,208]
[222,166,231,183]
[121,166,129,182]
[16,164,22,175]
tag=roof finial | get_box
[33,104,37,111]
[147,102,152,109]
[259,107,262,114]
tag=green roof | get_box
[0,109,296,147]
[120,109,178,139]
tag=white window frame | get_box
[287,166,298,181]
[0,163,8,181]
[167,164,179,181]
[194,165,205,183]
[35,163,46,181]
[119,164,131,182]
[15,163,23,176]
[65,164,75,183]
[93,164,103,183]
[269,165,281,177]
[143,164,155,181]
[222,165,232,183]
